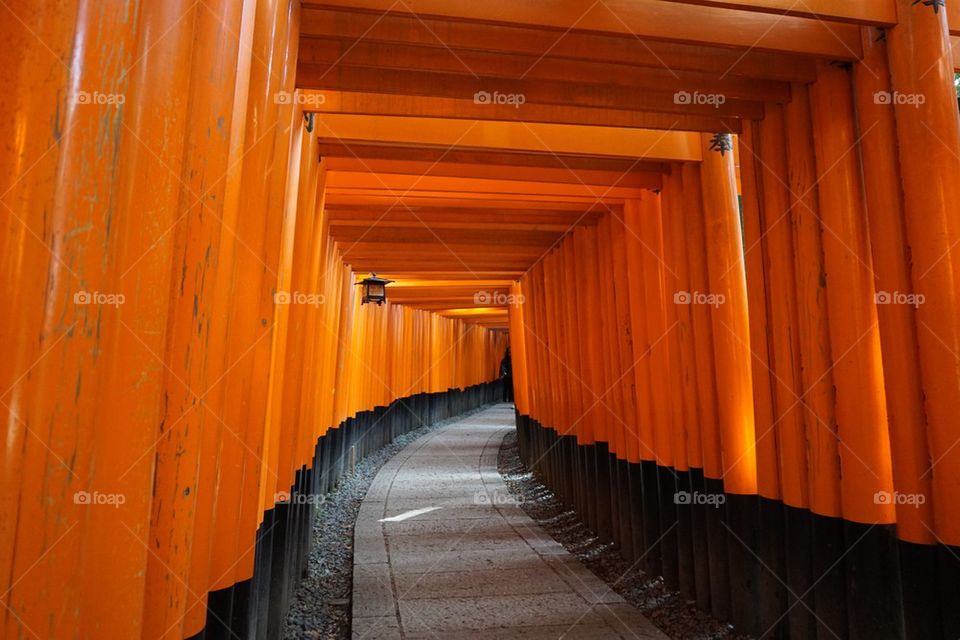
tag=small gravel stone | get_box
[497,430,753,640]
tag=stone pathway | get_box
[351,404,669,639]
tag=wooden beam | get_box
[436,308,511,321]
[438,306,509,314]
[379,271,524,279]
[298,64,765,119]
[317,142,669,173]
[330,219,576,234]
[345,255,537,265]
[346,261,536,272]
[325,188,629,207]
[400,300,512,310]
[323,157,664,188]
[341,248,539,261]
[300,90,741,133]
[313,114,703,161]
[656,0,896,25]
[388,279,514,287]
[329,225,563,246]
[324,194,624,210]
[299,9,818,81]
[327,208,604,230]
[341,242,549,257]
[297,38,792,102]
[325,172,657,198]
[301,2,862,58]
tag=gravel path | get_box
[350,404,667,639]
[497,430,752,640]
[283,406,489,639]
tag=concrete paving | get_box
[351,404,669,640]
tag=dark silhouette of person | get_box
[499,347,513,403]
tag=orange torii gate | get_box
[2,0,960,639]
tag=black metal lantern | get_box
[357,273,393,305]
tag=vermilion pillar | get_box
[809,61,902,639]
[680,164,726,615]
[623,197,663,577]
[700,133,758,498]
[700,131,759,634]
[887,0,960,534]
[663,169,698,599]
[854,25,940,640]
[757,101,843,639]
[639,191,680,588]
[783,90,834,637]
[887,1,960,635]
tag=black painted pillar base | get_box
[703,476,731,622]
[629,461,646,568]
[689,468,711,611]
[657,465,679,590]
[617,458,634,561]
[844,522,904,640]
[593,442,614,542]
[562,435,578,512]
[725,492,760,636]
[939,543,960,639]
[608,451,622,549]
[898,540,941,640]
[784,504,816,639]
[583,443,599,535]
[811,512,848,640]
[756,496,787,639]
[641,460,662,577]
[674,469,695,601]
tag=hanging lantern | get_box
[357,273,393,305]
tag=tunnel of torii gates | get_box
[3,0,960,639]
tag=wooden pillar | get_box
[699,131,759,635]
[596,219,627,542]
[572,227,600,532]
[609,211,641,559]
[680,164,726,616]
[783,87,838,639]
[638,192,680,589]
[854,25,940,640]
[508,281,530,416]
[560,232,586,514]
[809,61,902,640]
[581,226,615,541]
[663,168,697,599]
[623,197,663,576]
[887,4,960,635]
